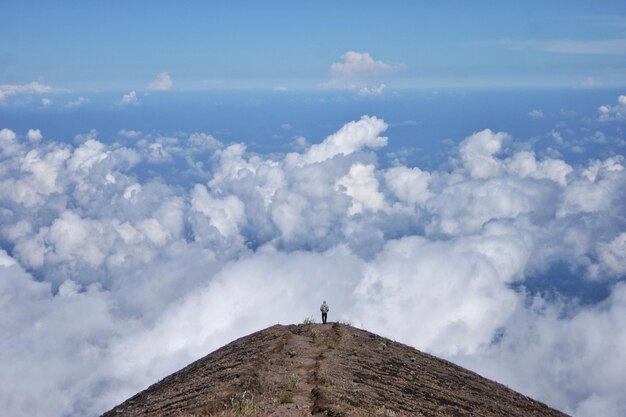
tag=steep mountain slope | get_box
[102,323,569,417]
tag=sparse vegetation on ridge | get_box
[287,373,300,391]
[301,316,318,342]
[375,405,397,417]
[229,391,258,415]
[280,393,294,404]
[101,323,570,417]
[301,316,316,326]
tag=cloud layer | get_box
[0,102,625,417]
[0,81,56,102]
[476,38,626,55]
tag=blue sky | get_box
[2,1,626,90]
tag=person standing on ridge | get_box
[320,301,329,324]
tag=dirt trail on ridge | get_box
[102,323,569,417]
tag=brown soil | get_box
[101,323,569,417]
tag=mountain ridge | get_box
[102,322,569,416]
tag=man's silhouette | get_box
[320,301,329,324]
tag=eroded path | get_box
[267,323,343,417]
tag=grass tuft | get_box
[228,391,258,415]
[302,316,318,342]
[375,405,396,417]
[280,393,294,404]
[287,373,300,391]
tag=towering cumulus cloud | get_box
[0,110,625,417]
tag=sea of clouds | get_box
[1,98,625,416]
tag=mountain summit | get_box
[102,323,569,417]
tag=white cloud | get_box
[0,81,56,102]
[336,163,387,215]
[598,232,626,277]
[117,129,142,139]
[598,94,626,121]
[65,96,89,109]
[26,129,42,142]
[41,98,53,107]
[323,52,401,92]
[330,51,394,78]
[117,91,139,107]
[2,148,71,209]
[528,109,544,119]
[459,281,626,417]
[580,76,601,88]
[458,128,509,179]
[191,185,245,239]
[47,211,108,267]
[557,156,624,219]
[551,129,564,144]
[357,83,386,96]
[0,109,625,417]
[354,227,529,355]
[384,165,432,206]
[148,72,173,91]
[294,115,388,165]
[292,136,307,149]
[0,128,19,156]
[67,139,110,174]
[507,151,572,186]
